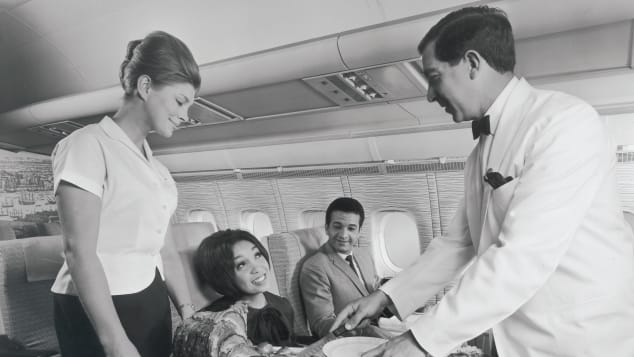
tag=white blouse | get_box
[51,116,177,295]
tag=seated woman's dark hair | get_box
[194,229,270,299]
[119,30,201,97]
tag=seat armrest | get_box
[0,335,58,357]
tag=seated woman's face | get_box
[232,240,270,296]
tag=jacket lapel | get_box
[465,147,484,251]
[484,79,533,172]
[354,248,376,293]
[479,79,534,250]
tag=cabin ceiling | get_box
[1,0,634,157]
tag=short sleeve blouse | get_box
[51,116,177,295]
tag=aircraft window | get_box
[187,209,217,230]
[376,211,420,276]
[301,210,326,228]
[241,211,274,239]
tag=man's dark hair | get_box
[418,6,515,73]
[194,229,270,299]
[325,197,365,229]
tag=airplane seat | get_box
[0,222,16,241]
[37,222,62,236]
[168,222,220,330]
[266,226,328,336]
[0,235,63,352]
[260,234,280,296]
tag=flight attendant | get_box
[331,6,634,357]
[51,31,201,357]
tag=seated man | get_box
[299,197,384,337]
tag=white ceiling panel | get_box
[502,0,634,39]
[0,54,15,111]
[8,0,137,36]
[605,113,634,146]
[373,129,476,161]
[149,102,419,153]
[396,99,452,125]
[534,70,634,110]
[375,0,500,21]
[0,0,29,9]
[0,10,40,51]
[5,38,86,110]
[157,137,379,172]
[46,10,158,90]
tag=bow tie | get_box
[472,115,491,140]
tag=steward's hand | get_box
[330,290,390,333]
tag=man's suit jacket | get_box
[299,242,379,337]
[382,78,634,357]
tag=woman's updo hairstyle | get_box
[119,31,201,97]
[194,229,271,299]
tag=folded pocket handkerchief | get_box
[484,169,513,189]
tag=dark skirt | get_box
[53,269,172,357]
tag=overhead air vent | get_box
[187,97,243,127]
[303,59,428,107]
[27,121,84,138]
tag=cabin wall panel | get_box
[616,161,634,211]
[341,176,352,197]
[425,173,442,239]
[275,177,345,231]
[347,174,434,250]
[217,180,286,233]
[434,171,466,234]
[173,181,229,230]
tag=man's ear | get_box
[464,50,481,80]
[135,74,152,101]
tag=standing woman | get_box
[51,31,201,357]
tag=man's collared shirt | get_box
[337,252,365,284]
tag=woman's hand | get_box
[179,303,196,320]
[256,342,275,355]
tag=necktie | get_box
[472,115,491,140]
[345,255,358,276]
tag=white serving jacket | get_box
[382,78,634,357]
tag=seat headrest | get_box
[289,226,328,254]
[169,222,219,310]
[171,222,216,251]
[22,235,64,282]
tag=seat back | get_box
[266,227,328,336]
[0,222,16,241]
[260,234,280,295]
[0,235,64,350]
[0,222,225,349]
[170,222,220,311]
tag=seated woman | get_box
[173,229,296,357]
